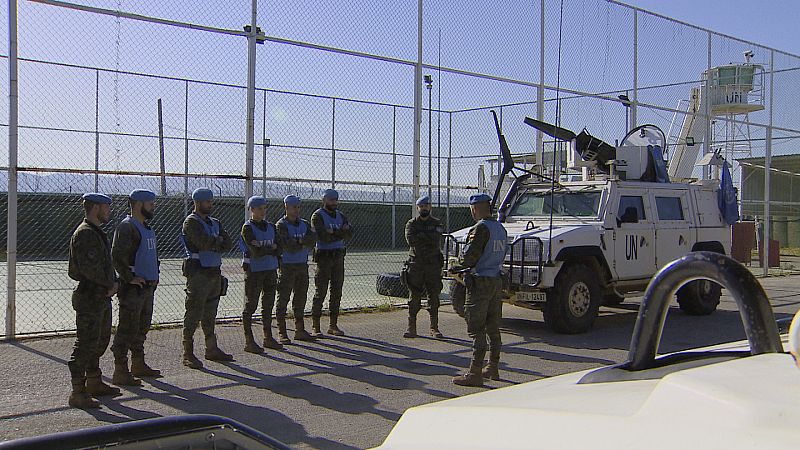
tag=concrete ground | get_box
[1,274,799,449]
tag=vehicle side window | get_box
[655,196,684,220]
[618,195,646,220]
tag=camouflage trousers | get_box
[183,269,222,341]
[243,269,278,326]
[464,276,503,365]
[277,263,310,321]
[406,262,443,316]
[111,283,156,362]
[68,287,112,380]
[312,252,345,319]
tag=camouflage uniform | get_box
[310,208,352,334]
[241,219,281,349]
[181,214,232,358]
[67,220,117,397]
[276,216,317,341]
[404,215,444,336]
[455,218,505,383]
[110,219,159,380]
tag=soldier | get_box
[403,195,445,338]
[239,195,282,353]
[275,195,317,344]
[180,187,234,369]
[67,193,121,409]
[310,189,352,336]
[110,189,162,387]
[449,193,508,387]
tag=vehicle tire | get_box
[449,280,466,318]
[376,273,409,298]
[544,263,602,334]
[603,292,625,306]
[676,279,721,315]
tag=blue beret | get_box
[323,189,339,200]
[82,193,112,205]
[129,189,156,202]
[416,195,431,206]
[192,188,213,202]
[469,193,492,205]
[283,195,301,206]
[247,195,267,208]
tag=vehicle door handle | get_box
[679,235,685,246]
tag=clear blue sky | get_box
[624,0,800,55]
[2,0,798,195]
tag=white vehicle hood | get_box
[450,220,599,243]
[375,344,800,449]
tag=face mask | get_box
[419,210,431,218]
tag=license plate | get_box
[516,291,546,302]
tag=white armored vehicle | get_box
[445,112,733,334]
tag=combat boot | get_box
[131,355,162,378]
[452,363,484,387]
[277,318,292,345]
[403,315,417,338]
[262,327,284,350]
[429,310,443,338]
[112,360,143,386]
[182,339,204,369]
[327,316,345,336]
[294,318,316,341]
[312,317,323,337]
[482,357,500,381]
[243,316,264,354]
[205,335,234,361]
[86,371,122,397]
[68,378,100,409]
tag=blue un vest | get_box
[282,218,310,265]
[472,219,508,277]
[239,220,278,272]
[123,216,159,281]
[181,213,222,268]
[315,209,345,251]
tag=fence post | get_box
[262,89,267,197]
[412,0,422,218]
[244,0,258,215]
[705,31,713,180]
[94,69,100,192]
[631,9,638,130]
[331,98,336,188]
[446,112,452,232]
[184,80,189,216]
[392,106,397,249]
[6,0,19,339]
[763,50,774,276]
[537,0,545,165]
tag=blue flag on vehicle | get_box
[718,161,739,225]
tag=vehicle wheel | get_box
[544,263,601,334]
[603,292,625,306]
[376,273,409,298]
[676,279,721,315]
[449,280,466,318]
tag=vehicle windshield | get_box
[509,190,601,217]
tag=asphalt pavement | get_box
[1,273,799,449]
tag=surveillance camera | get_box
[744,50,754,57]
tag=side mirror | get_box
[617,206,639,226]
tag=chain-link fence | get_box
[3,0,800,337]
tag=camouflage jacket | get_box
[276,216,317,253]
[182,214,233,254]
[68,219,116,289]
[405,215,444,265]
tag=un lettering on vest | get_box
[145,237,156,250]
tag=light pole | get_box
[618,93,631,133]
[424,74,433,200]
